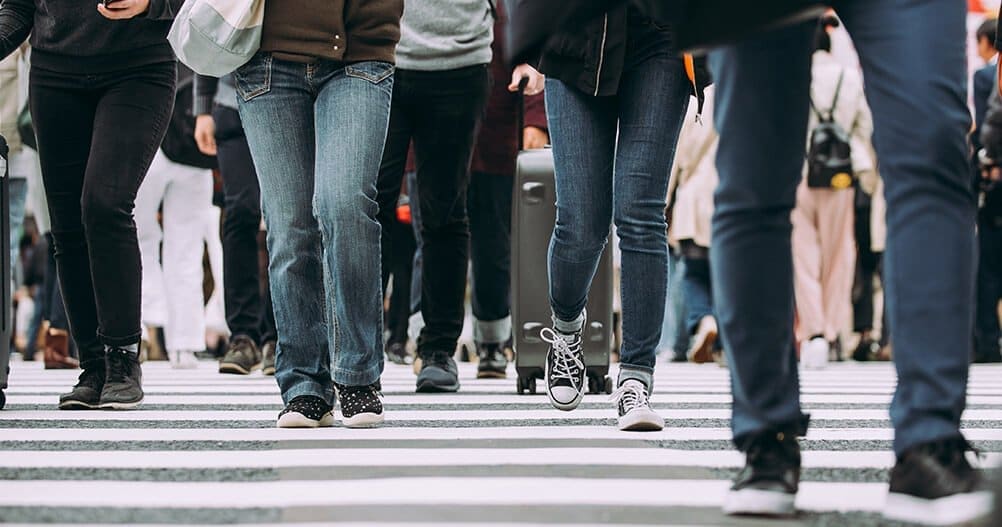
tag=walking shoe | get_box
[336,382,384,428]
[261,341,277,376]
[800,337,829,370]
[541,327,586,411]
[386,341,413,366]
[883,438,993,526]
[476,342,508,379]
[416,351,460,393]
[277,395,334,428]
[98,348,144,410]
[723,430,801,517]
[168,350,198,370]
[219,336,262,375]
[43,328,79,370]
[852,337,881,362]
[58,359,105,410]
[688,316,718,364]
[611,379,664,431]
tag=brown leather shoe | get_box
[44,328,79,370]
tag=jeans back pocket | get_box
[234,53,273,102]
[345,61,395,86]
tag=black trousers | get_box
[213,106,276,345]
[975,214,1002,361]
[30,62,175,361]
[376,65,490,357]
[385,213,416,345]
[852,201,887,345]
[468,171,513,325]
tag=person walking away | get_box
[536,4,709,431]
[0,0,182,410]
[709,2,989,523]
[792,16,875,370]
[230,0,402,428]
[193,74,279,375]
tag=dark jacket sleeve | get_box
[193,74,219,116]
[974,66,995,151]
[0,0,34,61]
[981,89,1002,162]
[524,92,547,132]
[146,0,185,21]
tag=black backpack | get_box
[160,64,217,170]
[807,72,853,189]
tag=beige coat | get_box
[668,85,717,249]
[0,46,27,153]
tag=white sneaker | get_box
[611,379,664,432]
[800,338,829,370]
[169,350,198,370]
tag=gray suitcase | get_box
[511,147,614,395]
[0,136,11,409]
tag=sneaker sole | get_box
[262,367,276,376]
[58,400,100,410]
[416,380,460,393]
[618,409,665,432]
[277,412,335,428]
[688,329,718,364]
[342,412,385,428]
[723,488,796,517]
[883,490,993,526]
[476,370,507,379]
[219,362,261,375]
[98,398,144,410]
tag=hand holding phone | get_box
[97,0,150,20]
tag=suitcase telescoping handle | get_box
[516,77,528,151]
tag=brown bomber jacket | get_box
[260,0,404,63]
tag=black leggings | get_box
[30,61,176,362]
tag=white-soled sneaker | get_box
[541,327,586,411]
[800,337,829,370]
[611,379,664,431]
[277,395,335,428]
[337,382,384,428]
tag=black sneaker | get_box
[884,437,993,525]
[852,338,881,362]
[98,348,144,410]
[386,341,413,366]
[336,382,384,428]
[611,379,664,431]
[723,430,801,517]
[416,351,460,393]
[277,395,334,428]
[261,341,276,376]
[476,342,508,379]
[541,327,586,411]
[59,359,105,410]
[219,336,262,375]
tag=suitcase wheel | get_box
[0,390,5,410]
[517,375,537,395]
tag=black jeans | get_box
[386,212,416,345]
[214,106,276,345]
[852,201,888,345]
[30,62,176,361]
[468,171,513,327]
[376,65,490,357]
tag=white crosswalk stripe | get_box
[1,360,1000,525]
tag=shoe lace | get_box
[609,380,649,411]
[540,328,584,385]
[104,349,131,384]
[77,365,104,390]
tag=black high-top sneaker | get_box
[476,342,508,379]
[277,395,334,428]
[98,347,144,410]
[611,379,664,431]
[541,327,586,411]
[336,382,384,428]
[59,358,106,410]
[723,429,801,517]
[884,437,993,525]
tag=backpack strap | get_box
[827,71,845,120]
[486,0,498,20]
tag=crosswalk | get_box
[1,360,1000,526]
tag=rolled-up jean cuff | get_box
[334,363,383,388]
[475,316,511,344]
[99,330,143,348]
[618,365,655,391]
[552,309,586,334]
[282,381,335,406]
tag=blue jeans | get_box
[545,15,690,386]
[235,54,392,404]
[680,244,713,337]
[9,177,27,279]
[710,0,973,455]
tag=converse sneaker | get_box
[336,382,384,428]
[723,430,801,517]
[219,336,262,375]
[277,395,334,428]
[416,351,460,393]
[59,359,105,410]
[883,437,993,525]
[476,342,508,379]
[541,327,586,411]
[611,379,664,431]
[98,347,144,410]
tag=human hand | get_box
[523,126,548,150]
[98,0,150,20]
[508,64,544,96]
[194,115,217,156]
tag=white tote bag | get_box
[167,0,265,77]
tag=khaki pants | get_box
[792,181,856,342]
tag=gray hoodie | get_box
[395,0,494,71]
